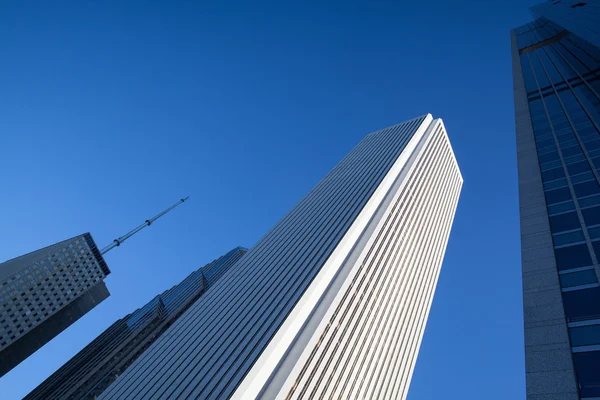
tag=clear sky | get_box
[0,1,539,398]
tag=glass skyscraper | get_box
[25,247,247,400]
[99,114,462,400]
[512,4,600,399]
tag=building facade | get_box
[0,233,110,377]
[25,246,247,400]
[512,11,600,400]
[99,114,462,400]
[531,0,600,50]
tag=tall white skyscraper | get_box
[100,114,462,400]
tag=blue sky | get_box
[0,1,538,398]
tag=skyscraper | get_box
[100,114,462,400]
[531,0,600,49]
[0,198,188,377]
[25,247,247,400]
[0,234,110,377]
[512,10,600,400]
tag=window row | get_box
[564,286,600,322]
[574,350,600,398]
[550,206,600,233]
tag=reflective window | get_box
[579,195,600,208]
[548,201,575,215]
[560,269,598,288]
[570,324,600,347]
[564,154,586,164]
[563,287,600,321]
[542,167,565,182]
[568,161,591,176]
[574,181,600,198]
[585,140,600,151]
[544,178,568,190]
[583,206,600,226]
[549,211,580,232]
[555,243,592,271]
[553,230,585,246]
[592,241,600,258]
[530,50,551,88]
[555,40,588,75]
[547,44,577,80]
[589,228,600,239]
[538,144,558,154]
[570,171,595,184]
[545,187,572,205]
[539,151,560,164]
[562,145,583,158]
[590,149,600,158]
[573,351,600,397]
[537,138,555,149]
[537,49,563,83]
[541,160,562,170]
[560,139,579,149]
[522,54,538,93]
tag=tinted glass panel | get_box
[539,144,557,154]
[593,241,600,259]
[565,154,586,164]
[579,195,600,208]
[568,161,591,176]
[573,351,600,397]
[560,269,598,288]
[571,172,595,184]
[589,228,600,239]
[553,230,585,246]
[549,212,580,233]
[548,201,575,215]
[562,145,583,158]
[542,167,565,182]
[537,138,555,149]
[544,178,568,190]
[545,187,572,205]
[542,167,566,182]
[555,244,592,271]
[563,287,600,321]
[539,151,560,164]
[570,324,600,346]
[586,139,600,150]
[583,206,600,226]
[575,181,600,198]
[541,160,562,170]
[591,149,600,158]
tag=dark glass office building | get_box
[25,247,247,400]
[0,233,110,377]
[512,4,600,399]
